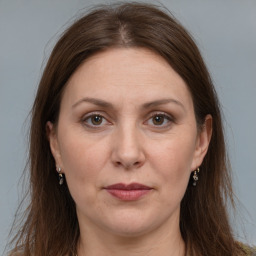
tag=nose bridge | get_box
[111,118,145,168]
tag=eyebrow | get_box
[72,97,185,110]
[72,97,113,109]
[141,98,185,110]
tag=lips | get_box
[105,183,152,190]
[104,183,152,201]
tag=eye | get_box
[146,113,173,127]
[82,113,109,128]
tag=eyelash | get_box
[146,112,174,128]
[81,111,174,129]
[81,112,110,128]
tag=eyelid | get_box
[81,111,175,129]
[145,111,175,128]
[81,111,111,128]
[147,111,173,119]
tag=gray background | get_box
[0,0,255,253]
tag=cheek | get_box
[58,128,109,187]
[146,137,195,210]
[148,132,196,186]
[58,132,112,209]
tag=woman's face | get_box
[48,48,211,237]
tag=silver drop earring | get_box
[57,167,64,185]
[192,167,200,186]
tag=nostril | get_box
[115,161,141,169]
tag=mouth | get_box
[104,183,153,201]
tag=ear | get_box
[190,114,212,170]
[46,121,64,172]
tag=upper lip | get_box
[104,183,152,190]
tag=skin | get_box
[47,47,212,256]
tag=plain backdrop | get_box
[0,0,255,253]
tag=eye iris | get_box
[153,115,164,125]
[91,115,102,125]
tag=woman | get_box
[8,2,255,256]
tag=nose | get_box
[111,123,146,169]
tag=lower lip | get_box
[105,189,152,201]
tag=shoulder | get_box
[249,246,256,256]
[239,243,256,255]
[8,251,23,256]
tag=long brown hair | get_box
[9,2,246,256]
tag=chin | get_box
[107,223,154,238]
[101,209,163,238]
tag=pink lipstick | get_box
[104,183,152,201]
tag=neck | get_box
[77,213,185,256]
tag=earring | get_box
[192,167,200,186]
[57,167,64,185]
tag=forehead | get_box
[62,47,193,110]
